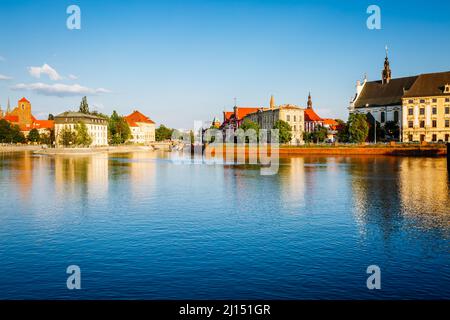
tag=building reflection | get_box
[350,156,450,239]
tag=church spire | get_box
[270,95,275,109]
[382,46,392,84]
[6,97,11,114]
[307,92,313,109]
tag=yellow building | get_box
[401,72,450,143]
[243,96,305,145]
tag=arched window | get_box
[394,110,399,123]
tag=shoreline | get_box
[0,144,447,157]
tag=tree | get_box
[335,119,349,142]
[238,119,260,143]
[48,114,54,120]
[155,125,173,141]
[273,120,292,144]
[59,127,77,146]
[27,128,41,143]
[40,129,54,145]
[0,120,26,143]
[347,113,369,143]
[384,121,400,141]
[79,96,90,114]
[309,126,328,143]
[75,122,93,146]
[108,111,131,144]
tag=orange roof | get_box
[19,97,30,103]
[224,111,234,121]
[236,107,261,120]
[323,118,338,126]
[3,115,19,122]
[304,108,322,122]
[33,120,54,129]
[125,110,155,127]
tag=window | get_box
[420,99,425,103]
[420,120,425,128]
[408,134,413,142]
[394,110,399,122]
[446,134,450,142]
[420,108,425,115]
[420,134,425,142]
[286,115,290,122]
[432,134,437,142]
[432,98,437,103]
[446,107,450,114]
[432,107,437,115]
[408,108,414,115]
[408,99,414,104]
[445,85,450,93]
[446,98,450,102]
[381,111,386,123]
[432,120,437,128]
[294,125,296,131]
[446,120,450,128]
[408,121,413,128]
[294,115,296,122]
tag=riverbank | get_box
[204,144,448,157]
[34,145,155,155]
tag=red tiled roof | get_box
[323,118,338,126]
[304,108,322,122]
[224,111,234,121]
[235,107,261,120]
[19,97,30,103]
[3,115,19,122]
[125,110,155,127]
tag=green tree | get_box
[335,119,349,142]
[384,121,400,140]
[40,129,54,145]
[48,114,54,120]
[75,122,93,146]
[108,111,131,144]
[238,119,260,143]
[309,126,328,143]
[155,125,173,141]
[273,120,292,144]
[27,128,41,143]
[59,127,77,147]
[347,113,369,143]
[79,96,90,114]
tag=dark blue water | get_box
[0,151,449,299]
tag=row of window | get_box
[286,115,302,122]
[407,134,450,142]
[408,106,450,115]
[407,98,450,104]
[408,120,450,128]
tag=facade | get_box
[54,112,108,147]
[349,51,450,142]
[304,93,324,132]
[0,97,54,136]
[349,52,412,129]
[124,110,156,144]
[243,96,305,145]
[401,73,450,143]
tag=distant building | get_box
[304,93,324,132]
[0,97,54,136]
[54,112,108,147]
[124,110,156,144]
[349,49,450,142]
[242,96,305,145]
[221,106,262,130]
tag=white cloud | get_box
[0,74,12,80]
[28,63,63,81]
[68,74,78,80]
[11,82,111,97]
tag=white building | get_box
[124,110,156,144]
[54,111,108,146]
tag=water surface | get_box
[0,151,449,299]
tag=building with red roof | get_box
[0,97,54,137]
[304,93,324,133]
[221,106,262,130]
[124,110,156,144]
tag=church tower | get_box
[382,46,392,85]
[6,97,11,114]
[270,95,275,109]
[307,92,313,109]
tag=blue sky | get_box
[0,0,449,129]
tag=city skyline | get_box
[1,0,450,129]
